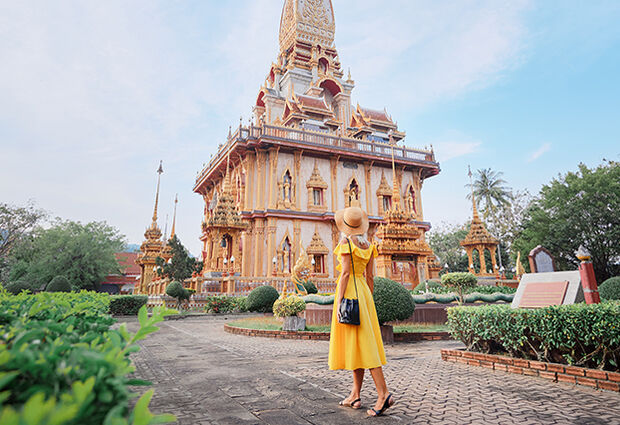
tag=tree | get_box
[466,168,513,218]
[513,161,620,281]
[441,272,477,304]
[46,276,72,292]
[0,202,46,281]
[155,235,202,282]
[427,223,470,272]
[165,280,190,309]
[8,220,126,291]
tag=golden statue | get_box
[291,242,311,296]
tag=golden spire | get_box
[390,133,401,210]
[468,165,479,220]
[222,151,233,194]
[170,194,178,238]
[152,161,163,225]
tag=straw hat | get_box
[335,206,369,236]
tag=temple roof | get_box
[279,0,335,53]
[460,199,498,247]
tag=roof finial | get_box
[468,165,479,219]
[170,194,178,238]
[163,214,169,240]
[152,160,163,224]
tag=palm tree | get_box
[466,168,513,217]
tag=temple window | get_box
[319,57,328,74]
[345,179,360,208]
[283,170,292,201]
[277,168,296,209]
[306,160,328,212]
[307,227,329,277]
[382,195,392,212]
[406,185,417,216]
[312,254,324,274]
[281,237,292,273]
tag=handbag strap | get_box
[346,238,359,300]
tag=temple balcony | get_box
[194,123,439,193]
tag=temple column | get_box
[331,224,340,279]
[266,218,277,276]
[244,152,255,211]
[241,229,251,276]
[466,249,473,271]
[293,220,301,263]
[294,151,302,210]
[330,156,339,211]
[490,246,498,273]
[268,147,279,209]
[364,161,373,215]
[479,247,487,274]
[253,219,265,277]
[256,150,266,210]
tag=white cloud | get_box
[527,142,552,162]
[434,141,482,162]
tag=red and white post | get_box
[576,246,600,304]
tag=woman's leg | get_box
[341,369,364,407]
[367,367,392,415]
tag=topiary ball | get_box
[246,285,279,313]
[46,276,72,292]
[599,276,620,301]
[303,281,318,294]
[166,280,190,301]
[373,277,415,325]
[5,280,33,295]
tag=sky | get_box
[1,0,619,256]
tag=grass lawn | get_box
[228,316,449,333]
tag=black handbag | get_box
[338,238,360,325]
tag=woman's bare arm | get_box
[336,253,351,308]
[365,255,375,293]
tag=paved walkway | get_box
[127,316,620,425]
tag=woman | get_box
[328,206,395,417]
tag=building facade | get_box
[193,0,441,287]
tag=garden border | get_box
[224,324,452,342]
[441,348,620,393]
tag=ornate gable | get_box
[376,171,392,196]
[306,160,328,189]
[307,227,329,254]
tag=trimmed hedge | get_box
[203,295,247,313]
[373,277,415,325]
[599,276,620,301]
[0,291,176,424]
[109,295,148,315]
[4,280,32,295]
[447,303,620,371]
[46,276,72,292]
[246,285,279,313]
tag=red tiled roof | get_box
[114,252,140,275]
[358,106,393,124]
[297,95,331,112]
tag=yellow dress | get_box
[328,242,387,370]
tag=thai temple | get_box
[191,0,442,290]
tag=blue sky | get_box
[1,0,619,256]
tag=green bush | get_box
[109,295,148,315]
[272,295,306,318]
[246,285,279,313]
[447,303,620,371]
[441,272,477,304]
[166,280,190,306]
[45,276,72,292]
[204,295,235,313]
[4,280,33,295]
[303,280,318,294]
[373,277,415,325]
[0,291,176,424]
[599,276,620,301]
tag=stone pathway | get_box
[127,316,620,425]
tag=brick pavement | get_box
[127,316,620,425]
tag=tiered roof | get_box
[206,157,247,230]
[460,197,498,247]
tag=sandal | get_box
[339,397,362,409]
[367,393,394,417]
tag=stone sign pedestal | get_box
[511,271,584,309]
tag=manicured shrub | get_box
[303,280,318,294]
[4,279,32,295]
[45,276,72,292]
[204,295,235,313]
[272,295,306,318]
[373,277,415,325]
[166,280,190,307]
[0,291,176,424]
[109,295,148,315]
[232,295,248,312]
[599,276,620,301]
[246,285,279,313]
[447,303,620,371]
[441,272,477,304]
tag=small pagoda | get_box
[201,155,247,275]
[375,147,434,288]
[136,161,171,294]
[460,168,499,276]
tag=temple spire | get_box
[468,165,480,220]
[390,133,401,210]
[152,161,163,225]
[170,194,178,238]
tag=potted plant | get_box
[273,295,307,331]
